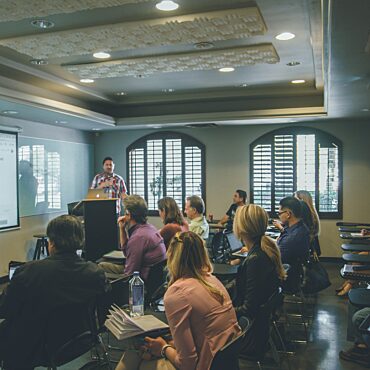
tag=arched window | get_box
[127,132,205,214]
[250,126,343,219]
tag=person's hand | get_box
[117,215,129,227]
[273,220,283,231]
[361,229,370,236]
[143,336,167,358]
[240,246,249,254]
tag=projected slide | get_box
[0,131,19,231]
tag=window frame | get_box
[250,126,343,219]
[126,131,206,216]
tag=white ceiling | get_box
[0,0,368,131]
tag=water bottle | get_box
[129,271,145,317]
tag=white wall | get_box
[0,117,93,276]
[94,119,370,258]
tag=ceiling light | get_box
[155,1,179,11]
[162,88,175,93]
[55,120,67,124]
[291,79,306,84]
[361,108,369,112]
[93,51,111,59]
[31,19,54,29]
[92,128,101,131]
[194,42,214,50]
[153,126,162,129]
[239,83,248,87]
[80,78,94,83]
[275,32,295,41]
[30,59,48,65]
[116,92,127,96]
[219,67,235,72]
[286,61,300,67]
[1,110,18,115]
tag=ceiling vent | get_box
[185,123,218,128]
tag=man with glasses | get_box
[273,196,310,290]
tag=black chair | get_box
[210,316,251,370]
[38,301,111,370]
[145,259,167,307]
[210,231,226,263]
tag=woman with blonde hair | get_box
[232,204,286,360]
[294,190,321,256]
[116,231,240,370]
[157,197,188,249]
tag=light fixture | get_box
[194,42,214,50]
[219,67,235,72]
[155,0,179,11]
[286,61,300,67]
[361,108,369,112]
[291,79,306,84]
[80,78,94,83]
[1,110,18,115]
[93,51,111,59]
[55,120,67,124]
[239,83,248,87]
[153,126,162,129]
[31,19,54,29]
[116,92,127,96]
[162,88,175,93]
[275,32,295,41]
[30,59,48,65]
[92,128,101,131]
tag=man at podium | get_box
[91,156,127,215]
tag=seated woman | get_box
[232,204,286,360]
[116,231,241,370]
[158,197,189,249]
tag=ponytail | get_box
[260,235,287,281]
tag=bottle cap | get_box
[133,271,139,275]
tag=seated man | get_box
[340,307,370,366]
[217,189,247,231]
[0,215,110,369]
[274,196,310,290]
[99,195,166,280]
[185,195,209,240]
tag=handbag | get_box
[301,253,331,294]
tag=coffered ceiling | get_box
[0,0,368,131]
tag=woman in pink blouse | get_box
[158,197,188,249]
[116,231,240,370]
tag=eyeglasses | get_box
[277,210,288,216]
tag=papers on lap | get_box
[103,250,125,259]
[105,305,169,340]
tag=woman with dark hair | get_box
[158,197,188,249]
[233,204,286,360]
[116,231,240,370]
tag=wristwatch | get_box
[161,344,174,359]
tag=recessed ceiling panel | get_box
[0,0,149,22]
[66,44,279,79]
[0,7,266,59]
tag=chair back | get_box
[145,259,167,305]
[260,287,284,318]
[41,301,97,367]
[210,231,225,262]
[210,316,251,370]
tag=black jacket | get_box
[0,252,110,369]
[233,242,280,319]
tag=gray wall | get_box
[0,116,93,276]
[94,119,370,258]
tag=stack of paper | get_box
[105,305,169,340]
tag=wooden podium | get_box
[82,199,118,262]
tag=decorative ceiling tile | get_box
[65,44,279,78]
[0,7,266,59]
[0,0,149,23]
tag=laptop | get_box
[86,188,109,200]
[225,232,248,258]
[8,261,26,280]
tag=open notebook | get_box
[105,305,169,340]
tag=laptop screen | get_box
[8,261,25,280]
[86,188,109,199]
[225,232,243,252]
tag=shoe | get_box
[339,349,370,367]
[336,282,352,296]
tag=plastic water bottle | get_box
[129,271,145,317]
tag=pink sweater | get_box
[164,274,240,370]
